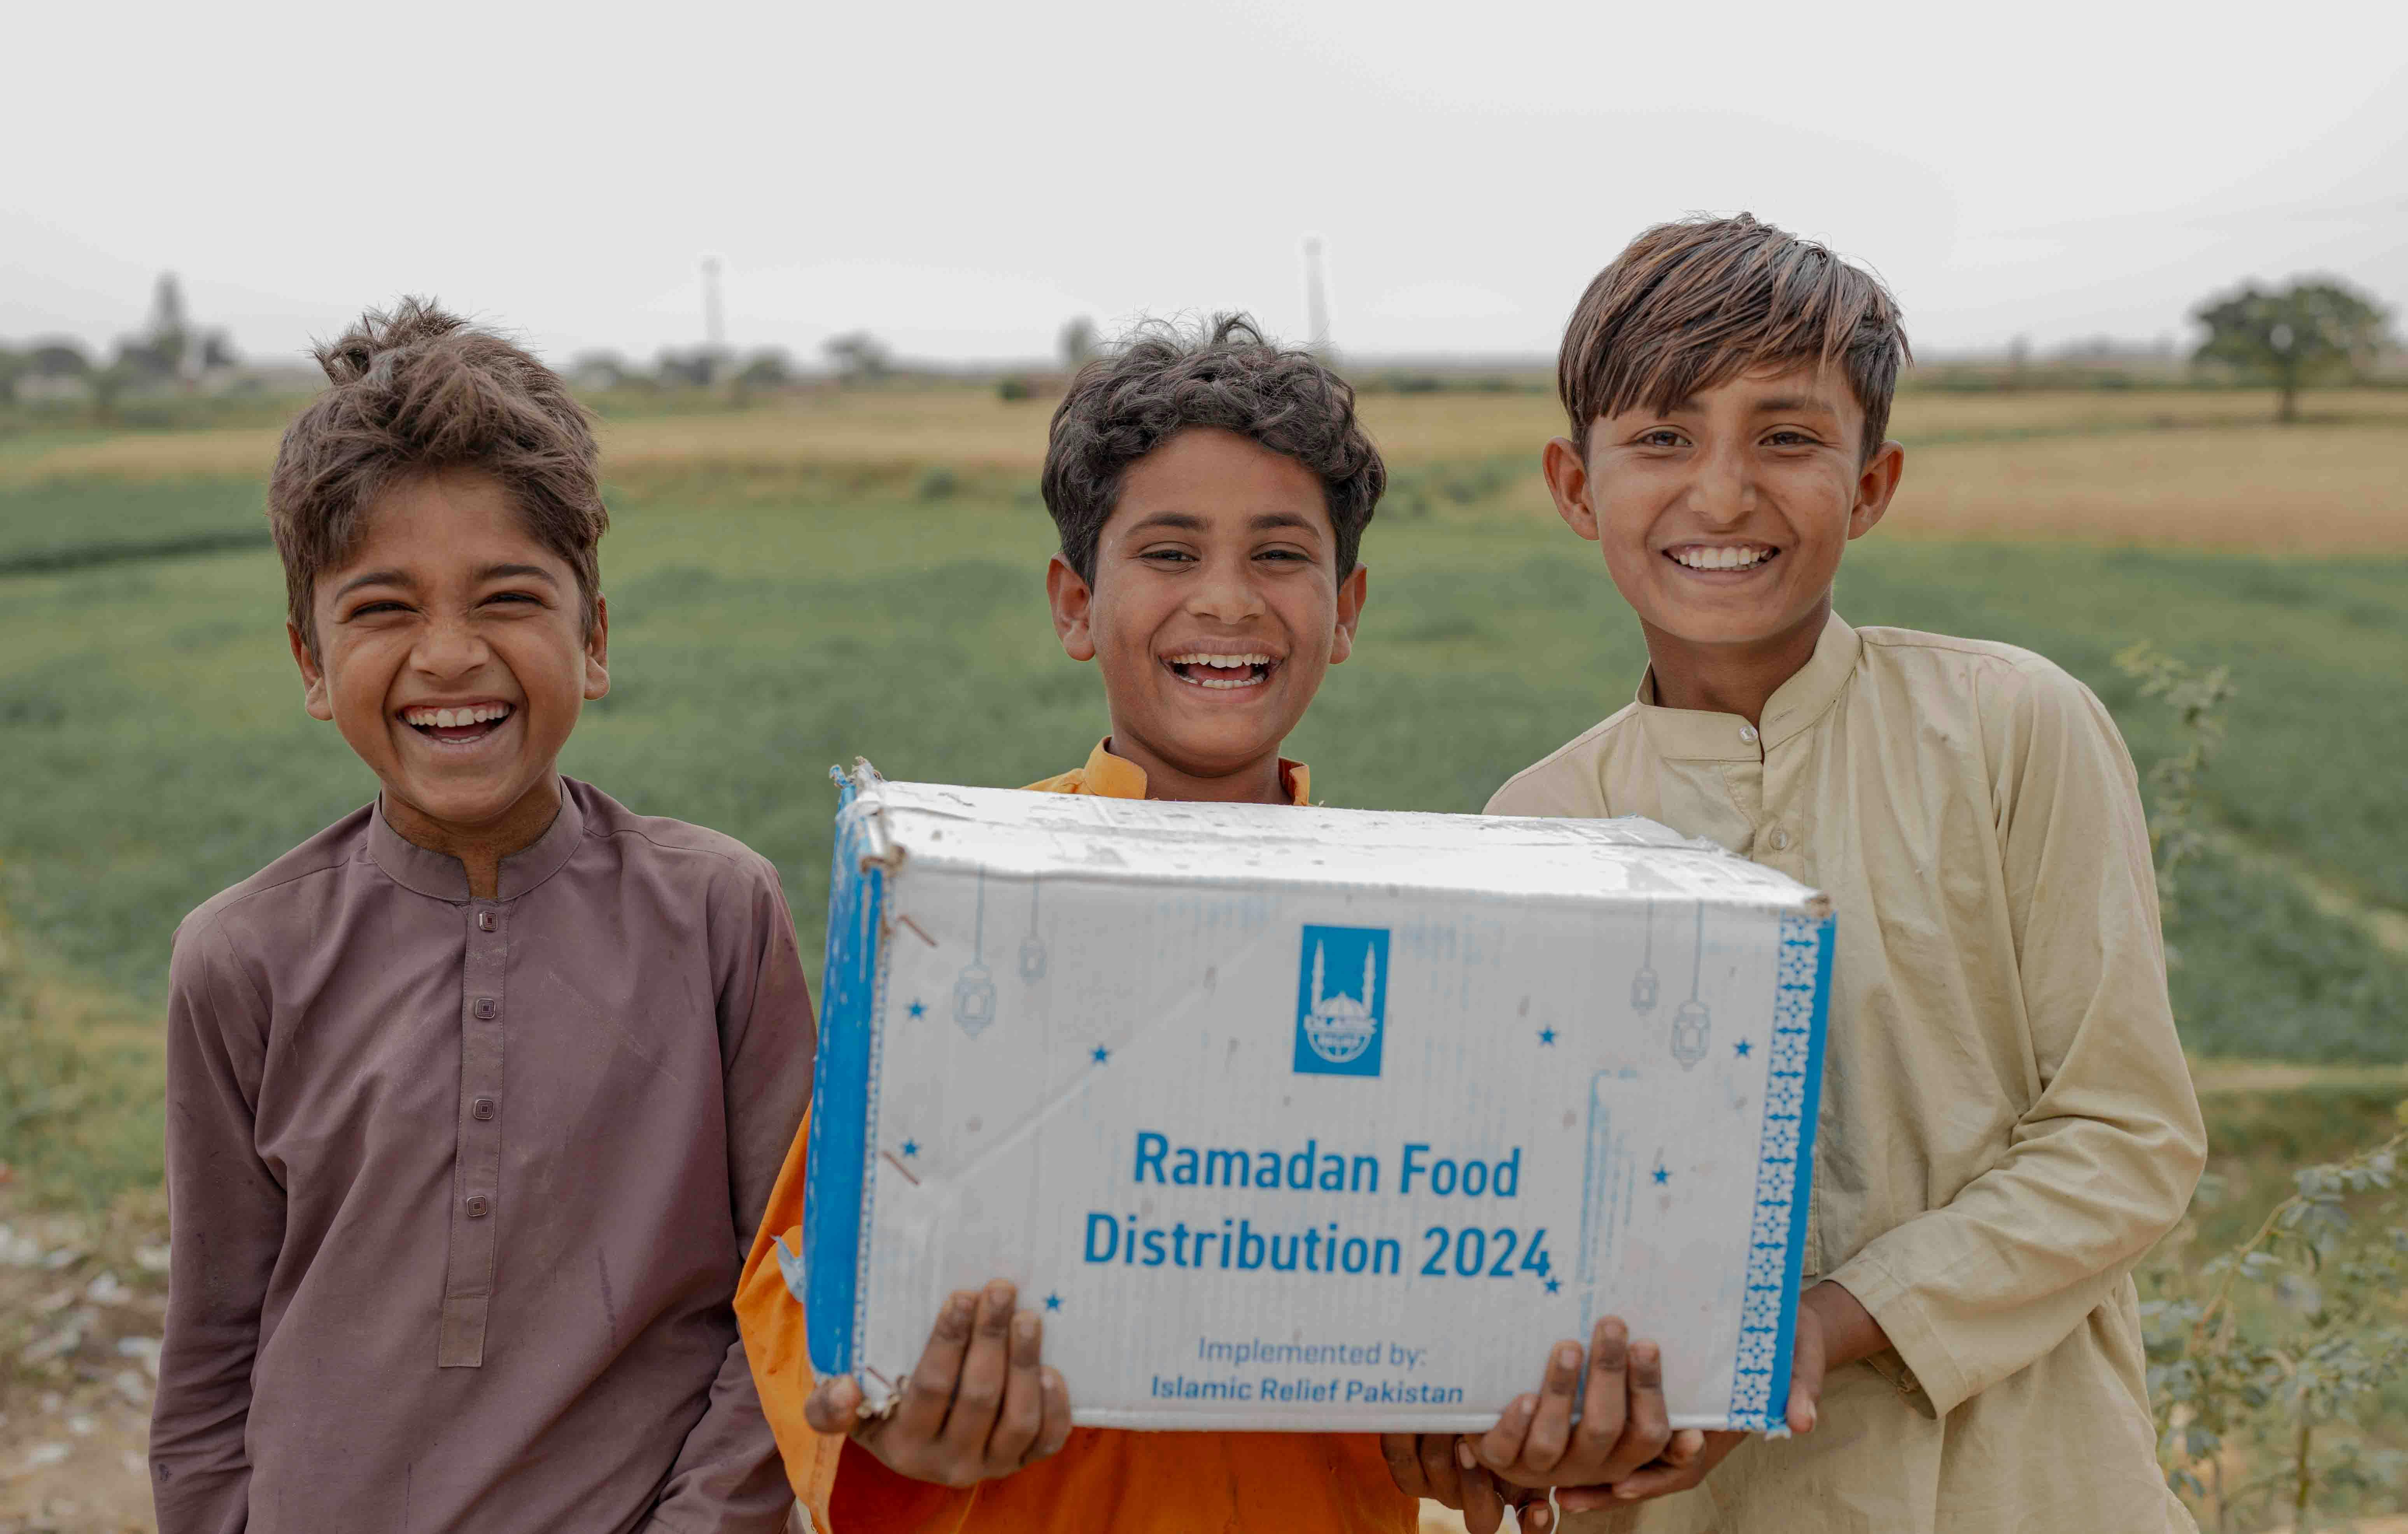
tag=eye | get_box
[1140,547,1198,564]
[1765,429,1820,447]
[347,600,408,619]
[1636,429,1685,449]
[1256,547,1311,564]
[484,589,545,606]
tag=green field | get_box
[4,443,2407,1210]
[3,406,2407,1527]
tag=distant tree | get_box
[145,272,193,379]
[655,347,722,388]
[1058,316,1098,371]
[89,359,138,423]
[200,331,240,371]
[0,348,25,405]
[2192,277,2390,422]
[569,350,633,391]
[114,335,176,381]
[736,348,795,387]
[823,331,890,384]
[28,340,93,378]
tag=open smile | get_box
[1162,650,1278,692]
[1664,543,1780,575]
[399,700,517,747]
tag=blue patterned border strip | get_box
[804,771,886,1377]
[1725,911,1834,1432]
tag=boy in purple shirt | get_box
[150,299,814,1533]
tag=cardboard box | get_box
[795,765,1833,1432]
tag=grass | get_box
[0,398,2404,1210]
[0,475,271,572]
[9,384,2405,485]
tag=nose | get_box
[1686,438,1757,526]
[410,609,494,682]
[1186,552,1267,625]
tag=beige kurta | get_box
[1487,612,2206,1534]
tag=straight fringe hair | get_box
[1558,214,1911,459]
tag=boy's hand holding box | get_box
[797,767,1835,1433]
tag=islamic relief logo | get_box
[1293,925,1389,1077]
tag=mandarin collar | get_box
[1080,737,1312,806]
[368,778,588,902]
[1634,611,1862,763]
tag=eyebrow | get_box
[1247,511,1323,535]
[1124,512,1207,534]
[332,563,560,602]
[1660,394,1842,417]
[1122,511,1325,536]
[333,569,412,600]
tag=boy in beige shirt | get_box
[1476,215,2207,1531]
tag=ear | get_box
[1542,436,1601,543]
[1047,555,1098,663]
[288,620,334,721]
[582,593,612,701]
[1327,563,1370,665]
[1848,441,1906,540]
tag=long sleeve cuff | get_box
[1823,1259,1950,1418]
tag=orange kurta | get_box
[737,741,1415,1532]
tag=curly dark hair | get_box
[270,296,606,653]
[1040,314,1385,584]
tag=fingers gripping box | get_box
[796,765,1833,1433]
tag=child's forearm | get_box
[1800,1280,1889,1372]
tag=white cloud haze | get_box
[4,0,2403,368]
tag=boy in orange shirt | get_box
[739,317,1691,1532]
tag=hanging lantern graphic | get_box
[955,868,998,1037]
[1630,900,1659,1013]
[1018,877,1047,982]
[1669,902,1710,1068]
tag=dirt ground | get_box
[0,1194,163,1534]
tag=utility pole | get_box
[701,256,726,354]
[1301,235,1329,355]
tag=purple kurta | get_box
[152,778,815,1534]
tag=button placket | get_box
[1757,725,1820,1264]
[440,902,509,1368]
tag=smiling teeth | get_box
[404,703,512,728]
[1166,651,1270,690]
[1672,546,1774,570]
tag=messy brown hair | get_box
[1559,214,1911,459]
[1042,313,1385,584]
[269,297,606,652]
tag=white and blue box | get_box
[798,765,1834,1432]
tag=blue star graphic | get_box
[1044,1294,1062,1312]
[901,1141,919,1158]
[1734,1039,1753,1057]
[1652,1166,1671,1186]
[1091,1045,1110,1065]
[1538,1027,1557,1045]
[1544,1276,1562,1294]
[907,1000,926,1019]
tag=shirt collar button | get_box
[1739,723,1760,744]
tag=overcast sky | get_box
[6,0,2404,368]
